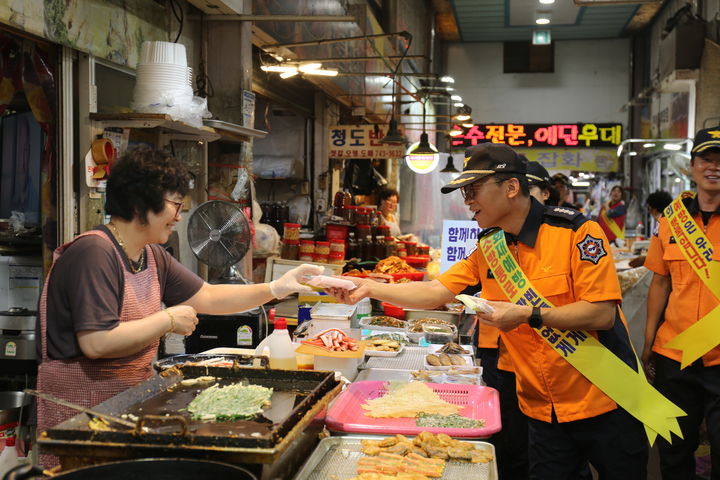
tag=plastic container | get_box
[381,302,406,320]
[281,240,299,260]
[254,318,297,369]
[0,436,18,477]
[283,223,301,241]
[403,241,418,256]
[397,247,407,258]
[299,240,315,261]
[330,241,345,254]
[326,224,350,243]
[328,252,345,265]
[405,255,431,268]
[314,355,360,381]
[313,253,328,263]
[314,241,330,256]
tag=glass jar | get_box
[373,235,386,260]
[283,223,300,241]
[281,240,299,260]
[346,232,359,260]
[417,244,430,255]
[376,225,390,241]
[333,191,346,218]
[356,208,370,225]
[397,247,407,258]
[299,240,315,261]
[385,236,397,257]
[314,241,330,256]
[344,205,357,224]
[330,241,345,254]
[313,253,328,263]
[356,224,371,242]
[329,251,345,265]
[361,235,374,261]
[404,241,418,256]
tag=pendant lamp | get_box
[408,99,436,155]
[382,119,407,145]
[440,155,459,173]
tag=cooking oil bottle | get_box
[255,317,297,369]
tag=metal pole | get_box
[206,15,356,22]
[262,31,409,49]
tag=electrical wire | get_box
[169,0,184,43]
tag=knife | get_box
[24,389,137,429]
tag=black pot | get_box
[4,458,258,480]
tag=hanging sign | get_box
[518,148,619,172]
[328,125,405,159]
[451,123,622,149]
[440,220,483,273]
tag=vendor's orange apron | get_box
[37,230,161,468]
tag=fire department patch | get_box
[576,234,607,264]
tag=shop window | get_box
[95,62,135,114]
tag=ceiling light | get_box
[461,122,474,128]
[408,133,438,155]
[643,143,656,148]
[674,177,682,183]
[536,17,550,25]
[454,114,471,121]
[261,65,297,73]
[445,87,455,91]
[451,95,463,102]
[279,70,298,79]
[539,0,555,4]
[573,181,590,187]
[664,143,682,151]
[440,155,459,173]
[381,119,407,145]
[628,151,638,156]
[454,102,465,107]
[449,128,463,137]
[307,69,339,76]
[440,76,455,83]
[298,63,322,72]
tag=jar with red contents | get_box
[356,208,371,225]
[314,241,330,256]
[397,247,407,258]
[328,251,345,265]
[417,244,430,255]
[330,241,345,255]
[403,241,418,256]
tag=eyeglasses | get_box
[164,198,183,217]
[460,177,500,200]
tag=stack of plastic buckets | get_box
[132,41,193,113]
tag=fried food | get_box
[374,256,417,274]
[426,354,441,366]
[361,432,494,465]
[438,354,453,366]
[438,342,469,354]
[362,382,461,418]
[450,355,466,366]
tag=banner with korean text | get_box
[440,220,483,274]
[328,125,406,159]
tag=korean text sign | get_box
[441,220,483,274]
[451,123,622,149]
[328,125,406,159]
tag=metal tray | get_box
[293,435,497,480]
[40,366,343,465]
[359,346,428,371]
[358,316,407,332]
[153,353,267,372]
[404,308,463,326]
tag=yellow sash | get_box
[600,207,625,240]
[660,192,720,368]
[476,229,684,444]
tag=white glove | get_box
[269,264,324,299]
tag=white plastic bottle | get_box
[255,317,297,370]
[0,436,19,478]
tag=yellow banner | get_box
[660,192,720,368]
[600,208,625,240]
[478,229,684,443]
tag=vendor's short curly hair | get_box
[105,147,191,224]
[377,187,399,203]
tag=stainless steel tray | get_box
[359,346,428,371]
[354,368,414,382]
[293,435,497,480]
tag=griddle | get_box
[38,365,342,467]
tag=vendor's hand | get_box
[475,300,531,332]
[166,305,199,336]
[325,276,371,305]
[269,263,324,299]
[641,346,656,382]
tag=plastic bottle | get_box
[254,317,297,369]
[635,222,644,240]
[0,436,19,478]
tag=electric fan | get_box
[187,200,252,282]
[186,200,269,340]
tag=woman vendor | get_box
[598,185,627,245]
[377,187,401,237]
[36,147,322,467]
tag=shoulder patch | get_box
[543,206,587,231]
[576,234,607,265]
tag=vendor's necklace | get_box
[107,222,145,274]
